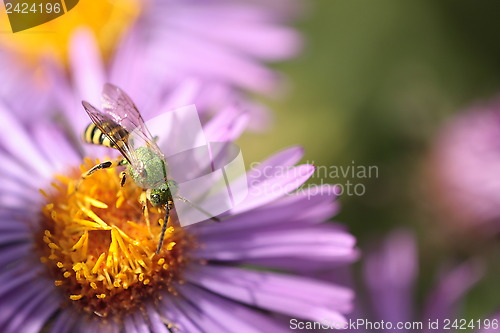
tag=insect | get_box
[81,83,192,254]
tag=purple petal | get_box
[363,230,418,326]
[0,230,30,245]
[109,29,146,101]
[0,177,42,208]
[132,312,150,332]
[0,278,52,329]
[0,263,42,298]
[158,79,203,111]
[194,184,339,237]
[177,283,290,333]
[148,32,280,94]
[422,259,484,333]
[145,303,171,333]
[167,18,301,60]
[0,243,32,269]
[5,288,59,333]
[203,104,249,142]
[241,97,274,132]
[185,264,353,323]
[43,58,85,136]
[80,319,119,333]
[240,254,359,272]
[49,309,78,333]
[231,164,315,214]
[157,295,204,333]
[0,104,52,178]
[0,208,35,223]
[195,225,355,262]
[32,125,80,173]
[152,3,281,24]
[123,316,138,333]
[0,154,41,190]
[69,28,106,107]
[0,213,30,233]
[248,146,305,185]
[169,296,231,333]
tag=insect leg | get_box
[81,159,127,180]
[76,159,128,193]
[119,171,127,187]
[174,195,220,222]
[156,200,173,254]
[82,161,114,179]
[139,191,152,236]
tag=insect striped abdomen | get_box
[83,123,129,149]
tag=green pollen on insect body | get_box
[128,147,168,187]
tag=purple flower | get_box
[3,1,302,131]
[133,0,302,95]
[46,26,279,139]
[351,229,483,333]
[428,100,500,236]
[0,86,356,332]
[0,51,52,122]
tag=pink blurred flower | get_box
[428,100,500,236]
[352,230,483,333]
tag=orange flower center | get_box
[36,158,193,318]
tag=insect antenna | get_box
[174,195,220,223]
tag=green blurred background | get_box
[238,0,500,324]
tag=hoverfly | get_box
[81,84,202,254]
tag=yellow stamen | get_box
[92,253,106,274]
[84,196,109,209]
[48,243,60,250]
[71,231,88,250]
[36,159,192,318]
[78,205,109,228]
[116,194,125,208]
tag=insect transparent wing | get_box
[102,84,151,140]
[101,83,164,157]
[82,101,136,166]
